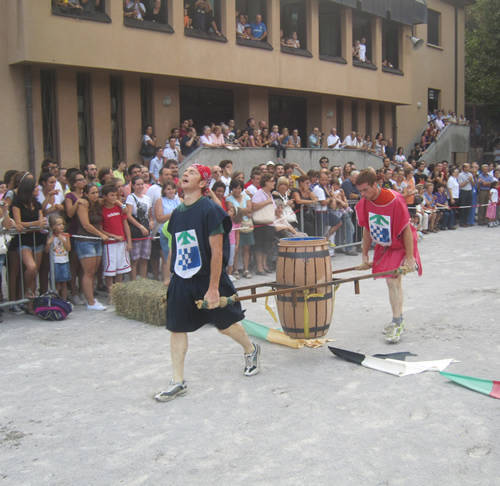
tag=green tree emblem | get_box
[177,231,196,245]
[369,214,389,226]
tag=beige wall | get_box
[397,0,466,152]
[8,0,412,106]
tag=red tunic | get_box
[355,189,422,278]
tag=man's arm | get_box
[204,233,223,308]
[402,224,415,269]
[361,227,371,265]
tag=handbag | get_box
[139,140,156,158]
[130,195,150,239]
[252,202,275,225]
[283,205,298,224]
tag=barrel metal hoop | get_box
[277,250,330,259]
[280,324,331,334]
[277,291,332,303]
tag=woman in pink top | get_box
[210,125,227,147]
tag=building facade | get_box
[1,0,469,174]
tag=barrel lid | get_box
[278,236,328,247]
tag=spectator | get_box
[342,131,357,149]
[486,181,499,227]
[155,180,181,285]
[210,125,227,147]
[308,127,322,148]
[46,219,71,303]
[252,174,279,274]
[352,40,360,60]
[422,182,438,231]
[226,179,254,279]
[291,175,318,235]
[113,161,127,184]
[251,14,267,41]
[359,37,367,62]
[280,29,286,47]
[287,129,301,148]
[75,183,108,310]
[98,168,113,187]
[434,183,452,230]
[140,124,157,164]
[180,127,200,157]
[192,0,221,36]
[382,168,394,189]
[245,167,261,197]
[163,136,180,161]
[184,6,192,28]
[236,13,248,37]
[149,146,165,181]
[219,159,233,194]
[394,147,406,165]
[38,172,64,217]
[385,138,395,161]
[478,163,495,225]
[126,176,153,280]
[121,164,142,199]
[101,184,132,292]
[287,31,300,48]
[65,171,87,305]
[83,163,98,185]
[10,176,46,300]
[327,128,341,149]
[341,170,361,202]
[124,0,146,20]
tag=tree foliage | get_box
[465,0,500,105]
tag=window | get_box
[365,102,372,138]
[428,88,440,113]
[269,94,307,147]
[110,76,125,166]
[40,70,59,162]
[184,0,226,42]
[124,0,173,33]
[51,0,110,23]
[336,99,344,138]
[351,101,358,132]
[427,9,440,46]
[180,85,233,131]
[352,10,373,66]
[140,78,153,135]
[77,73,93,167]
[319,1,343,61]
[280,0,309,55]
[382,20,400,71]
[236,0,271,49]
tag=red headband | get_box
[192,163,211,194]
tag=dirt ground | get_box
[1,226,499,486]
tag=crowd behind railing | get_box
[1,146,499,321]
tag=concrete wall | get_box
[179,147,384,177]
[419,124,470,164]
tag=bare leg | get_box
[162,251,171,286]
[243,245,250,272]
[130,260,138,280]
[138,258,148,279]
[21,249,38,296]
[170,332,188,382]
[386,275,403,319]
[219,322,254,354]
[80,257,98,305]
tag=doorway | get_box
[269,94,307,146]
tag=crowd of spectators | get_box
[0,108,496,320]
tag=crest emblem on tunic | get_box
[369,212,391,246]
[174,230,202,278]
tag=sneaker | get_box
[385,322,405,344]
[228,274,236,282]
[71,294,85,306]
[9,304,24,315]
[87,300,107,311]
[244,343,261,376]
[154,380,188,402]
[243,270,252,279]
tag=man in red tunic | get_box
[355,169,422,343]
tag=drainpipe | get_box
[24,65,36,176]
[454,6,458,114]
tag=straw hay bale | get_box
[111,279,167,326]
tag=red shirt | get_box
[102,204,127,243]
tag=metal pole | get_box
[300,205,304,233]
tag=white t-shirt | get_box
[312,185,327,212]
[200,135,212,146]
[126,193,152,225]
[490,188,498,204]
[447,176,460,199]
[163,147,179,161]
[51,235,69,264]
[343,135,354,147]
[395,154,406,164]
[221,175,231,196]
[149,156,163,180]
[327,134,340,148]
[246,183,259,196]
[359,43,366,62]
[37,185,65,211]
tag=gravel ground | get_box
[1,226,499,486]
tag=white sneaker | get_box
[87,300,107,311]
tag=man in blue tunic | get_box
[154,164,261,402]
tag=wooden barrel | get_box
[275,237,333,339]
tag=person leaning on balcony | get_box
[308,127,322,148]
[250,14,267,41]
[342,131,357,149]
[124,0,146,20]
[210,125,227,148]
[236,13,248,37]
[287,129,301,148]
[180,127,200,157]
[327,128,340,149]
[286,32,300,49]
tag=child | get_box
[46,215,71,300]
[486,181,498,227]
[101,184,132,293]
[422,182,438,232]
